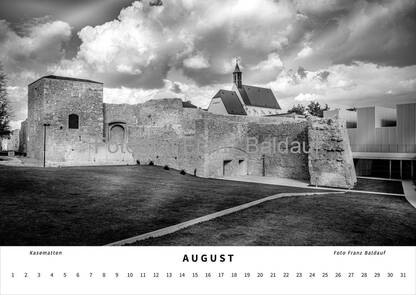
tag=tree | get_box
[287,104,306,115]
[288,101,330,117]
[0,63,11,138]
[306,101,329,117]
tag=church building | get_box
[208,61,282,116]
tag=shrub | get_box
[180,170,186,175]
[163,165,170,170]
[148,161,154,166]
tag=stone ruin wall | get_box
[24,80,356,188]
[104,99,204,171]
[27,78,45,161]
[104,98,310,180]
[200,115,310,179]
[27,78,104,165]
[308,117,357,189]
[104,99,355,187]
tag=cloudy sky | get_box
[1,0,416,129]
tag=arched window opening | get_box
[110,124,125,144]
[68,114,79,129]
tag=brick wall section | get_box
[308,117,357,188]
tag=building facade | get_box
[324,103,416,179]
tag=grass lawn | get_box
[0,165,317,246]
[136,192,416,246]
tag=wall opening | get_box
[238,159,247,176]
[223,160,232,176]
[380,120,396,127]
[68,114,79,129]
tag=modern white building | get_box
[324,103,416,179]
[208,62,282,116]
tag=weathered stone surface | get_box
[26,77,114,165]
[23,76,356,187]
[307,116,357,189]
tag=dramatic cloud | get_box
[0,18,71,85]
[294,93,318,102]
[269,62,416,109]
[104,79,227,109]
[296,45,313,59]
[55,0,416,87]
[53,0,299,88]
[293,0,416,68]
[183,54,210,70]
[1,0,416,127]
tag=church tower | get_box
[233,60,242,89]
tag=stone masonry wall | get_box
[27,79,45,160]
[27,78,104,165]
[307,117,357,188]
[104,98,310,179]
[24,77,356,188]
[199,115,309,179]
[19,120,27,154]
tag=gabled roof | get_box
[213,90,246,115]
[28,75,103,86]
[238,85,281,109]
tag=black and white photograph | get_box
[0,0,415,249]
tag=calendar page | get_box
[1,1,416,295]
[1,247,415,295]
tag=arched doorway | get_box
[109,125,125,144]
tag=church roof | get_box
[29,75,103,86]
[238,85,281,109]
[213,90,247,115]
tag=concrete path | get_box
[219,175,405,197]
[106,190,345,246]
[219,175,310,188]
[402,180,416,209]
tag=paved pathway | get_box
[107,191,345,246]
[402,180,416,209]
[219,175,405,197]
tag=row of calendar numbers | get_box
[9,271,408,279]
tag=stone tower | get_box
[27,75,104,165]
[233,60,242,88]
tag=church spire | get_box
[233,58,242,88]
